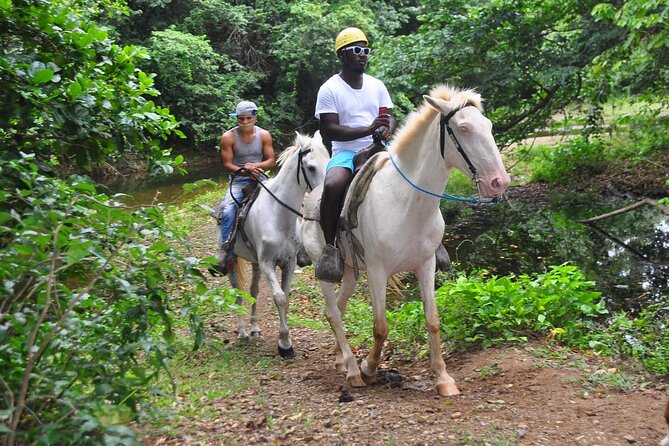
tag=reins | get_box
[230,146,314,218]
[389,104,501,204]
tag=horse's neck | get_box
[259,161,305,222]
[389,121,452,200]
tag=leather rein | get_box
[231,146,313,218]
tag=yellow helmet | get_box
[334,27,368,54]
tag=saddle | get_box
[211,181,261,251]
[303,145,389,279]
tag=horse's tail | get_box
[235,256,249,291]
[388,273,404,298]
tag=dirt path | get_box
[139,219,668,446]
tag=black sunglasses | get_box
[342,46,371,56]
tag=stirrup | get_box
[315,244,344,283]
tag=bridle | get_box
[440,103,478,178]
[296,146,314,192]
[230,145,314,218]
[389,104,501,204]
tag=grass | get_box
[148,334,281,421]
[164,185,224,237]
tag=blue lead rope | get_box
[388,151,498,204]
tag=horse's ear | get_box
[423,95,449,114]
[294,131,307,147]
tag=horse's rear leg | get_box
[249,263,262,337]
[321,276,365,387]
[229,269,250,340]
[416,262,459,396]
[360,270,389,385]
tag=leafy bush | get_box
[437,264,607,348]
[342,264,607,353]
[0,155,238,445]
[584,297,669,375]
[0,0,184,170]
[529,137,609,184]
[338,264,669,376]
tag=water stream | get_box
[442,198,668,313]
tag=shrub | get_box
[0,155,237,445]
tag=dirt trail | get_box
[138,218,668,446]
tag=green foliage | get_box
[375,0,626,145]
[528,137,609,184]
[436,264,607,348]
[0,155,238,444]
[342,264,607,353]
[0,0,184,170]
[610,103,669,157]
[145,28,262,148]
[583,298,669,375]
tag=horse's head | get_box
[280,132,330,192]
[422,86,511,198]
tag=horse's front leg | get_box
[415,258,460,396]
[249,263,262,337]
[259,260,294,359]
[333,267,357,373]
[321,275,365,388]
[359,268,389,385]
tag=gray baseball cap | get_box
[230,100,258,117]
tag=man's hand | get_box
[371,113,392,141]
[243,162,264,179]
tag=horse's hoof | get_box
[360,361,377,384]
[278,345,295,359]
[237,334,249,342]
[436,382,460,396]
[335,363,347,374]
[361,371,377,385]
[346,374,366,388]
[251,330,262,338]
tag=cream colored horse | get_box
[301,85,511,395]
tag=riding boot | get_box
[435,244,451,271]
[210,242,234,276]
[315,243,344,283]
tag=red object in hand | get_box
[379,107,388,115]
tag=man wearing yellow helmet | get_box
[314,27,395,283]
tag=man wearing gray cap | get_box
[215,100,275,274]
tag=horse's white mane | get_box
[276,133,304,166]
[276,132,327,166]
[393,85,483,153]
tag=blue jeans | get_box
[220,176,253,248]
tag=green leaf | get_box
[32,68,54,84]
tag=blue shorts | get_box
[327,150,357,172]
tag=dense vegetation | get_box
[1,0,667,444]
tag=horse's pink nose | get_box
[489,173,511,194]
